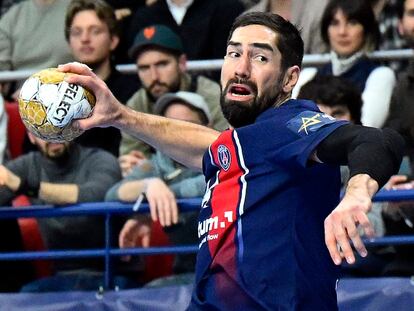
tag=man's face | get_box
[68,10,118,66]
[317,104,352,122]
[399,0,414,46]
[220,24,286,128]
[30,135,71,160]
[136,50,184,100]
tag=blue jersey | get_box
[189,99,348,311]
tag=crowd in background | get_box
[0,0,413,293]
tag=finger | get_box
[171,199,179,225]
[337,216,357,264]
[355,212,374,238]
[130,150,146,159]
[388,175,408,190]
[64,73,99,95]
[163,197,172,227]
[157,198,166,227]
[142,234,150,248]
[324,217,342,265]
[328,210,355,263]
[58,62,93,75]
[72,118,96,131]
[147,197,158,223]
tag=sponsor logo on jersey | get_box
[217,145,231,171]
[287,111,336,135]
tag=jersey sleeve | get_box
[275,111,348,167]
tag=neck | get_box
[89,57,112,81]
[274,94,291,108]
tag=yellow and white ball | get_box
[18,68,95,142]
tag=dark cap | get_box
[154,91,212,124]
[128,24,184,60]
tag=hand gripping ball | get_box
[18,68,96,142]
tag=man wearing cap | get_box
[106,91,211,277]
[119,24,227,176]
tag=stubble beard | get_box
[220,76,286,128]
[145,77,181,102]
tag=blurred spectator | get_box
[293,0,396,128]
[370,0,404,50]
[106,91,210,280]
[0,0,73,100]
[126,0,245,62]
[119,24,227,175]
[0,135,129,292]
[65,0,139,156]
[246,0,329,54]
[370,0,414,274]
[0,103,33,292]
[240,0,260,9]
[103,0,147,64]
[0,95,6,163]
[298,75,362,124]
[381,174,414,276]
[385,0,414,170]
[370,0,406,72]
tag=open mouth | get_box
[227,84,255,100]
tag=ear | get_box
[398,19,405,37]
[110,35,120,51]
[282,65,300,94]
[27,132,36,144]
[178,54,187,72]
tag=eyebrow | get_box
[228,41,274,53]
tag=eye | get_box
[227,51,240,58]
[329,19,340,27]
[254,55,268,63]
[348,19,360,26]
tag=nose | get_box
[235,54,251,79]
[80,30,90,42]
[337,23,347,35]
[149,66,160,83]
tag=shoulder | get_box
[195,75,220,92]
[368,66,396,80]
[126,89,149,109]
[0,2,26,26]
[5,151,38,171]
[365,66,396,90]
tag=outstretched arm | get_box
[315,124,404,265]
[58,63,220,171]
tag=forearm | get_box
[39,182,78,205]
[317,124,404,188]
[117,180,146,202]
[114,105,219,171]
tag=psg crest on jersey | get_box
[217,145,231,171]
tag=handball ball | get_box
[18,68,96,142]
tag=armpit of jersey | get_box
[286,111,337,137]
